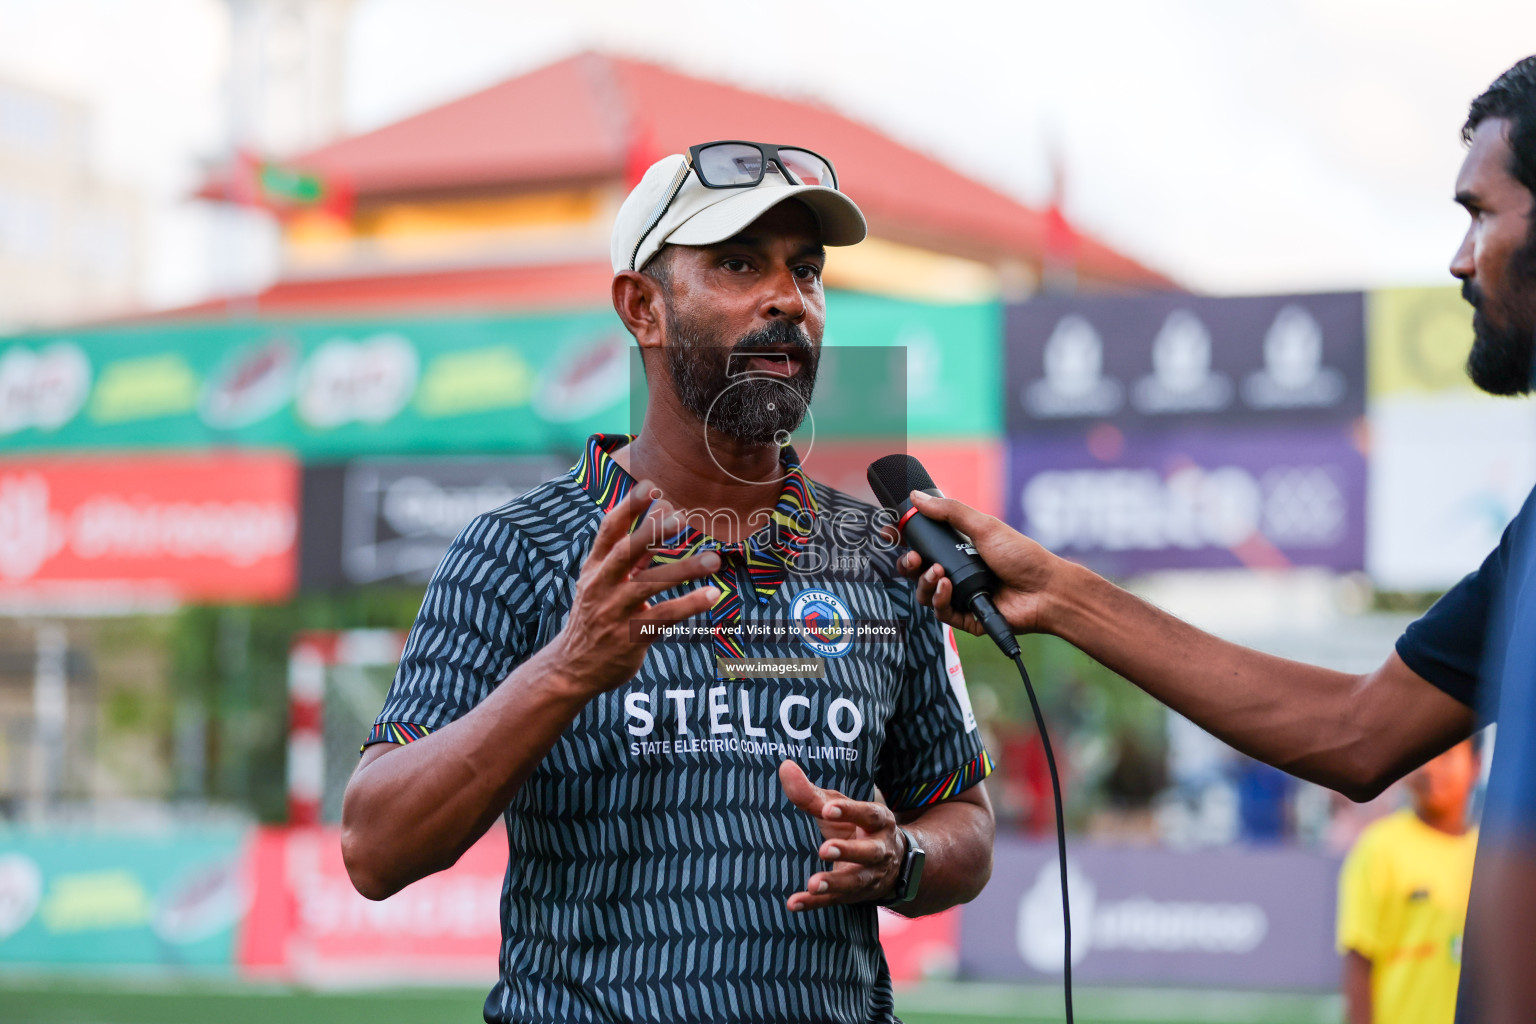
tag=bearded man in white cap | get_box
[341,142,996,1024]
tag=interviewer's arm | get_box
[341,485,719,900]
[901,491,1475,801]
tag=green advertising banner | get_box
[0,294,1000,457]
[824,291,1001,437]
[0,828,247,969]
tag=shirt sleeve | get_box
[364,511,539,748]
[876,586,994,811]
[1336,827,1384,959]
[1395,515,1519,709]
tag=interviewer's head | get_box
[610,145,866,446]
[1454,56,1536,395]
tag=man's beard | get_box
[1465,234,1536,396]
[663,306,819,446]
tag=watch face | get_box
[903,849,925,901]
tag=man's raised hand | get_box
[778,759,903,912]
[551,481,720,698]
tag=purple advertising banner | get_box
[1005,292,1365,434]
[961,838,1342,990]
[1007,427,1366,576]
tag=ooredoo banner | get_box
[1006,292,1364,434]
[0,453,298,602]
[961,838,1340,989]
[1007,426,1366,576]
[0,828,248,969]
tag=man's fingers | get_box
[586,482,659,567]
[636,586,719,626]
[816,837,888,866]
[822,799,895,834]
[778,759,826,818]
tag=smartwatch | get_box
[879,827,925,907]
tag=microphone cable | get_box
[1011,649,1073,1024]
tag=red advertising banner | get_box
[236,826,959,985]
[801,440,1005,518]
[0,452,298,603]
[239,826,506,984]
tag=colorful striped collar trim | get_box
[568,432,818,565]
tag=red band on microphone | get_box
[897,505,920,534]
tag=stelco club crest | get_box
[790,588,855,658]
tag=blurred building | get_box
[185,51,1172,318]
[0,76,141,332]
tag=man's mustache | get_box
[1462,279,1483,310]
[727,323,817,369]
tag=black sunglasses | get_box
[630,141,840,270]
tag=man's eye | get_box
[722,259,750,272]
[795,265,822,280]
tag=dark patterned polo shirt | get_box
[366,434,993,1024]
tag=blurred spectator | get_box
[1336,738,1480,1024]
[1232,756,1295,843]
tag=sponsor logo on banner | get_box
[1242,305,1346,409]
[1016,860,1266,971]
[1009,428,1365,575]
[1007,292,1364,431]
[0,455,298,601]
[201,337,298,429]
[0,853,42,941]
[0,342,90,435]
[1132,310,1232,414]
[961,837,1341,989]
[297,335,418,428]
[302,457,564,588]
[533,333,630,423]
[791,588,856,657]
[1022,315,1123,418]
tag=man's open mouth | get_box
[741,352,802,377]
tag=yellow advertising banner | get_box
[1367,286,1479,397]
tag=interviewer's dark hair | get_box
[1464,56,1536,202]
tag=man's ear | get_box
[613,271,667,354]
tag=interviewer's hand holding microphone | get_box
[894,489,1061,638]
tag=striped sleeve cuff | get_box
[888,749,995,810]
[360,721,434,754]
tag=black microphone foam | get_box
[867,453,935,510]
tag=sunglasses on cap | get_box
[630,141,841,271]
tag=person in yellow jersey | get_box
[1337,737,1482,1024]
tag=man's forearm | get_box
[893,790,994,917]
[1043,562,1465,799]
[341,644,590,900]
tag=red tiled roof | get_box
[128,262,614,321]
[200,52,1172,290]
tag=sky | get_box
[2,0,1534,311]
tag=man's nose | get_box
[1450,225,1476,281]
[759,267,807,323]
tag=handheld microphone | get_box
[867,452,1074,1024]
[866,454,1021,658]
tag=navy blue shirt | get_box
[366,435,992,1024]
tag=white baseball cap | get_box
[611,150,868,274]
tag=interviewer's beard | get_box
[1465,236,1536,396]
[664,310,819,445]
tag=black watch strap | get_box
[879,826,926,907]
